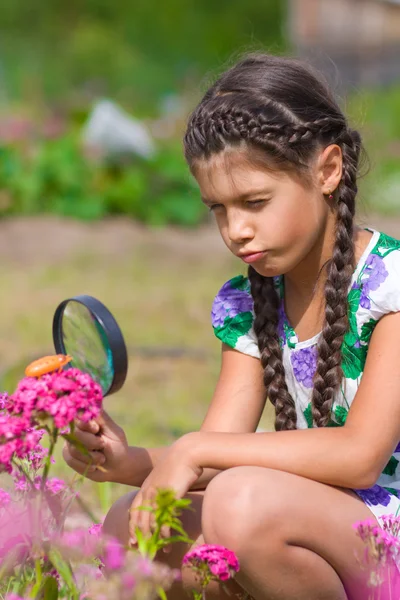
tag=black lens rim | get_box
[52,295,128,396]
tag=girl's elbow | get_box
[352,471,379,490]
[351,455,382,489]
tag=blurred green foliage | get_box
[0,135,206,226]
[347,85,400,214]
[0,0,286,112]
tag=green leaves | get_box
[48,549,79,599]
[134,489,194,560]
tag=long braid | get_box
[311,130,360,427]
[248,268,297,430]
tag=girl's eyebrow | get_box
[201,189,273,205]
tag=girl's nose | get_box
[227,214,254,244]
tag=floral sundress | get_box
[211,228,400,527]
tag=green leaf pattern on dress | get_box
[213,312,254,349]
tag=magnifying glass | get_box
[52,295,128,396]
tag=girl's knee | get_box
[202,467,289,546]
[102,489,138,544]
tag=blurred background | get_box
[0,0,399,514]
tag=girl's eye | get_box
[246,200,266,208]
[208,204,223,212]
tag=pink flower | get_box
[353,518,400,589]
[182,544,239,582]
[57,528,100,558]
[7,368,102,429]
[0,416,42,470]
[121,572,136,591]
[0,393,9,410]
[45,477,66,495]
[88,523,103,536]
[0,488,11,507]
[102,539,125,570]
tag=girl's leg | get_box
[201,466,379,600]
[103,489,247,600]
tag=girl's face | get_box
[194,149,337,278]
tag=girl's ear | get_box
[317,144,343,195]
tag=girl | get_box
[63,53,400,600]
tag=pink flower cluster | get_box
[183,544,240,581]
[14,475,66,495]
[353,517,400,593]
[7,368,103,429]
[354,518,400,567]
[0,368,102,473]
[0,417,43,473]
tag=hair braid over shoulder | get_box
[248,268,297,430]
[311,129,360,427]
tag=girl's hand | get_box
[128,435,202,545]
[62,410,129,482]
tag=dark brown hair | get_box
[183,52,364,430]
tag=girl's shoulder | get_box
[356,229,400,319]
[211,275,260,358]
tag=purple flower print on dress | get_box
[290,346,318,388]
[212,280,253,328]
[354,485,391,507]
[395,442,400,453]
[359,254,388,309]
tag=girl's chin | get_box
[248,264,281,278]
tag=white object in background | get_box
[82,99,156,159]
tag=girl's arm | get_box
[115,346,267,489]
[182,311,400,490]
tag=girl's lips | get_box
[240,251,266,264]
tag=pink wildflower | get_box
[121,572,136,591]
[0,416,41,470]
[183,544,239,582]
[54,527,102,561]
[0,488,11,507]
[7,368,102,429]
[102,538,125,570]
[353,519,400,588]
[45,477,66,495]
[0,392,9,410]
[14,476,28,492]
[88,523,103,536]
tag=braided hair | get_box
[183,53,364,430]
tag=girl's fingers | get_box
[161,524,170,539]
[71,430,105,451]
[129,494,142,543]
[129,492,155,543]
[62,446,105,481]
[65,443,105,466]
[76,419,100,434]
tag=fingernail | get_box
[129,536,136,546]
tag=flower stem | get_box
[40,427,58,493]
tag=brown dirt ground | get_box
[0,210,398,267]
